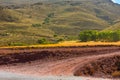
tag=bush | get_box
[37,38,48,44]
[53,34,58,37]
[79,30,98,42]
[48,13,54,18]
[43,18,50,24]
[32,24,41,27]
[57,38,64,42]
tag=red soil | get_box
[0,46,120,79]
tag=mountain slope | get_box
[0,6,19,22]
[23,0,120,34]
[105,21,120,30]
[0,0,43,5]
[0,0,120,46]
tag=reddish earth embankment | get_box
[0,46,120,79]
[74,55,120,78]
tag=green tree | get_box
[112,31,120,42]
[79,30,97,42]
[79,30,120,42]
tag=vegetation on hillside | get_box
[79,30,120,42]
[0,0,120,46]
[0,6,19,22]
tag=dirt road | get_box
[0,47,120,79]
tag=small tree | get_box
[112,31,120,42]
[79,30,97,42]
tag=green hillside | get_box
[0,0,120,46]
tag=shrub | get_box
[53,34,58,37]
[79,30,98,42]
[37,38,48,44]
[57,38,64,42]
[32,24,41,27]
[43,18,50,24]
[48,13,54,18]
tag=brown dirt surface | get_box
[0,46,120,79]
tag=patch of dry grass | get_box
[1,41,120,49]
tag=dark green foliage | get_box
[52,38,64,43]
[98,31,120,42]
[53,34,58,37]
[79,30,98,42]
[32,24,41,27]
[37,38,48,44]
[53,34,65,43]
[112,31,120,42]
[43,18,50,24]
[57,38,64,42]
[43,13,54,24]
[79,30,120,42]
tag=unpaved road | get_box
[0,71,111,80]
[0,47,120,80]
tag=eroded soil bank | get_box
[74,55,120,78]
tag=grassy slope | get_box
[105,21,120,30]
[0,6,54,46]
[0,0,120,46]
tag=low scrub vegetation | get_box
[1,0,120,47]
[32,24,41,27]
[37,38,49,44]
[8,42,25,46]
[79,30,120,42]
